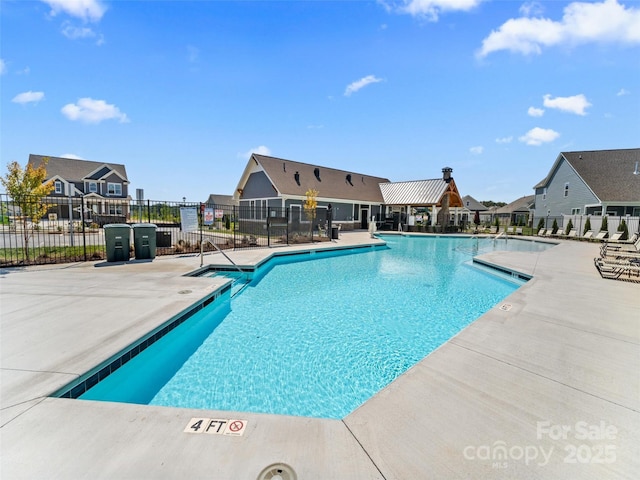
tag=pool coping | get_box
[1,232,638,479]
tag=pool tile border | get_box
[51,284,231,400]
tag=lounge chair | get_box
[515,227,523,235]
[537,228,546,236]
[489,226,498,234]
[609,232,623,242]
[594,257,640,283]
[595,231,609,241]
[567,229,577,238]
[582,230,594,239]
[544,229,554,237]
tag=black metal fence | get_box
[0,194,331,267]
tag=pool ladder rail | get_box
[201,240,251,298]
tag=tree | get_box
[1,159,54,263]
[551,218,558,234]
[303,189,318,238]
[583,216,591,235]
[600,215,608,232]
[565,218,573,235]
[617,219,629,240]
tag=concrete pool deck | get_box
[1,232,638,479]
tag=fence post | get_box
[233,205,236,250]
[81,195,87,261]
[286,207,289,245]
[147,199,151,223]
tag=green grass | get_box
[0,245,105,265]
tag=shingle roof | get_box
[462,195,488,211]
[379,179,449,206]
[205,194,237,206]
[253,154,389,203]
[534,148,640,202]
[27,154,128,183]
[495,195,535,214]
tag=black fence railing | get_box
[0,194,332,267]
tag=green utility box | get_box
[104,224,131,262]
[132,223,157,260]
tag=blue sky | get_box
[2,0,639,203]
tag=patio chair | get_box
[594,257,640,283]
[608,232,623,242]
[317,224,327,237]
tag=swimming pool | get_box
[77,236,552,419]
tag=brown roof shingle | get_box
[254,154,389,203]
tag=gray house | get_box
[27,154,130,222]
[233,154,390,230]
[533,149,640,218]
[495,195,534,226]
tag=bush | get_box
[565,219,573,235]
[618,219,629,240]
[583,216,591,235]
[537,218,545,232]
[600,215,608,232]
[551,218,558,234]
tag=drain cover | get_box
[257,463,297,480]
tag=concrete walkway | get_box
[1,233,638,479]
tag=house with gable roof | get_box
[233,154,390,230]
[533,149,640,218]
[27,154,130,222]
[379,167,464,228]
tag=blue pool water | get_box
[80,236,550,418]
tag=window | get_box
[55,180,62,194]
[107,182,122,196]
[571,208,581,215]
[353,204,360,221]
[108,205,123,215]
[250,200,255,219]
[542,188,547,200]
[261,200,267,220]
[88,182,97,193]
[564,183,569,198]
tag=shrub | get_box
[600,215,608,232]
[583,216,591,235]
[565,219,573,235]
[537,218,545,232]
[618,219,629,240]
[551,218,558,234]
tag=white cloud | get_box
[344,75,383,96]
[469,146,484,155]
[519,127,560,146]
[495,136,513,144]
[62,22,96,39]
[617,88,630,96]
[519,1,545,17]
[528,106,545,117]
[478,0,640,57]
[543,93,591,115]
[60,153,85,160]
[0,59,6,75]
[12,91,45,104]
[61,97,129,124]
[240,146,272,159]
[42,0,107,22]
[387,0,484,21]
